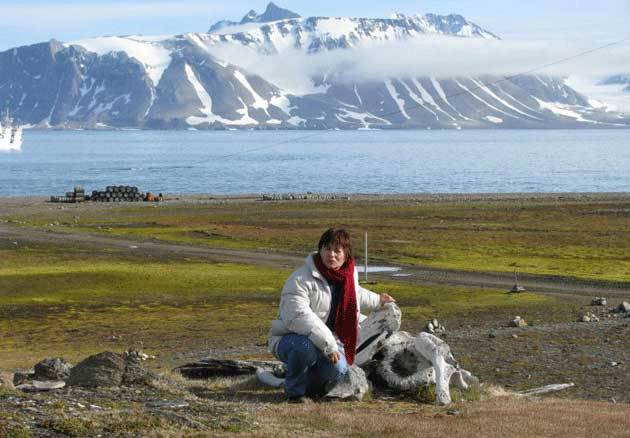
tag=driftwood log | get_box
[176,359,283,379]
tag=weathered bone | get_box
[355,304,401,367]
[413,333,460,405]
[253,303,476,405]
[518,383,575,396]
[374,331,434,390]
[357,303,401,347]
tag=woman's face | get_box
[319,243,347,270]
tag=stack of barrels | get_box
[91,185,143,202]
[50,186,85,203]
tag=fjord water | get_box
[1,129,629,196]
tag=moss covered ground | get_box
[5,194,630,282]
[0,241,554,371]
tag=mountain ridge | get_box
[0,5,628,130]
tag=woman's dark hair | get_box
[318,228,353,259]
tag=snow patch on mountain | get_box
[534,97,595,123]
[233,70,270,112]
[69,36,172,86]
[184,64,256,126]
[565,75,630,112]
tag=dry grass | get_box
[247,396,630,438]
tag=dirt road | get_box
[3,222,629,299]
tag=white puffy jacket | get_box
[268,253,381,358]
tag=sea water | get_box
[1,129,629,196]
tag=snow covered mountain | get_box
[0,3,628,130]
[209,2,301,33]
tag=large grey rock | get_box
[34,357,72,381]
[67,352,125,387]
[325,365,370,401]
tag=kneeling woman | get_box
[268,228,395,402]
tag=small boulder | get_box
[0,371,15,390]
[510,316,528,328]
[617,302,630,313]
[579,312,599,323]
[13,372,35,386]
[34,357,72,381]
[67,351,125,387]
[325,365,370,401]
[122,350,156,385]
[424,318,446,335]
[591,297,607,306]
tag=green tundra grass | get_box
[0,242,552,370]
[5,195,630,282]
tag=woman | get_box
[268,228,395,403]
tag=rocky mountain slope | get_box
[0,3,628,130]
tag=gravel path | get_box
[2,222,630,299]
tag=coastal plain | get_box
[1,193,629,436]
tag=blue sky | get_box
[1,0,628,51]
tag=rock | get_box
[510,316,528,328]
[122,350,156,385]
[423,318,446,335]
[13,372,35,386]
[34,357,72,381]
[0,371,15,389]
[16,380,65,392]
[145,400,190,409]
[617,302,630,313]
[488,332,496,338]
[579,312,599,323]
[325,365,370,401]
[67,351,125,387]
[591,297,607,306]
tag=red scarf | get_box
[314,253,358,365]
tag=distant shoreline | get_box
[3,192,630,209]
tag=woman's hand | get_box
[327,351,341,364]
[379,293,396,307]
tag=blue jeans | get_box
[277,334,348,398]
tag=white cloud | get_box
[207,35,630,89]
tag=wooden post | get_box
[364,231,368,282]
